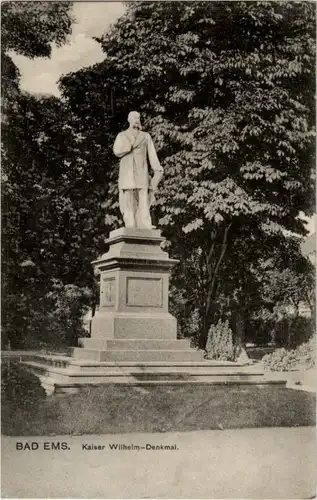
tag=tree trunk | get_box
[91,303,96,317]
[233,310,249,362]
[287,317,292,348]
[199,223,232,349]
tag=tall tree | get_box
[1,1,73,105]
[1,2,78,348]
[2,91,108,348]
[60,1,315,348]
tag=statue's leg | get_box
[136,188,152,229]
[120,189,137,228]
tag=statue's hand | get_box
[151,171,163,191]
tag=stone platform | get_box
[18,228,287,393]
[72,337,203,362]
[20,354,287,394]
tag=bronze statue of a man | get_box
[113,111,163,229]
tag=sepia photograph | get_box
[1,1,316,498]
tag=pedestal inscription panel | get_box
[101,277,116,306]
[126,277,163,307]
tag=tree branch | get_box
[206,229,217,281]
[210,223,232,286]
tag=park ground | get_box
[2,427,316,499]
[2,356,316,498]
[2,384,316,435]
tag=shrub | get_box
[262,348,298,371]
[205,319,236,361]
[297,334,316,369]
[262,333,316,371]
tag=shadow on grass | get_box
[2,385,316,436]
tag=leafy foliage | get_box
[60,1,315,348]
[262,348,300,371]
[1,1,73,106]
[262,333,316,371]
[297,334,316,369]
[2,93,102,348]
[1,3,80,348]
[2,1,73,56]
[2,2,315,351]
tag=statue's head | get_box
[128,111,142,130]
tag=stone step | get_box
[78,338,191,351]
[19,354,70,368]
[69,361,255,374]
[22,360,286,384]
[21,360,287,395]
[22,361,266,380]
[68,360,246,367]
[21,355,252,372]
[54,378,287,392]
[71,348,204,362]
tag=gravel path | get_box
[2,426,316,498]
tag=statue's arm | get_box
[113,133,132,158]
[147,134,163,190]
[147,134,163,173]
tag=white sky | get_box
[9,2,125,96]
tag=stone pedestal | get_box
[73,228,202,362]
[20,230,287,392]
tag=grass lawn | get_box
[2,384,315,436]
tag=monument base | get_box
[20,354,287,394]
[71,227,203,363]
[19,228,287,392]
[87,312,177,340]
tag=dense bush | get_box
[273,316,315,349]
[1,361,46,430]
[205,319,236,361]
[262,348,298,372]
[262,334,316,371]
[297,334,316,369]
[2,278,93,350]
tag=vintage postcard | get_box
[1,1,316,498]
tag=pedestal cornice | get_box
[106,227,165,245]
[92,256,179,272]
[92,227,179,270]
